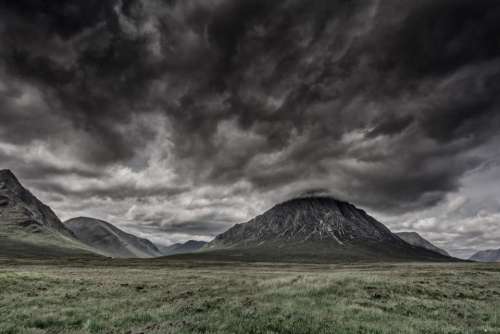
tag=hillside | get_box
[65,217,161,258]
[0,170,98,258]
[469,249,500,262]
[396,232,450,256]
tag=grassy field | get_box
[0,259,499,334]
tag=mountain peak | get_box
[273,196,369,215]
[0,169,22,189]
[0,169,14,176]
[277,195,344,206]
[209,196,397,248]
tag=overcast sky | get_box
[1,0,499,258]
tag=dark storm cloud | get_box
[0,0,160,165]
[1,0,500,216]
[14,162,103,180]
[2,1,115,38]
[31,178,189,201]
[385,0,500,79]
[366,115,414,139]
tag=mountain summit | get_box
[204,197,452,262]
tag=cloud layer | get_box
[1,0,500,256]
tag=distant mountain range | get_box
[157,240,207,256]
[1,170,458,262]
[65,217,162,258]
[469,249,500,262]
[395,232,449,256]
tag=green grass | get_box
[0,259,499,333]
[0,223,99,258]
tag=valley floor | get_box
[0,259,499,334]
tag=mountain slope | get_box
[65,217,161,258]
[0,169,98,258]
[201,197,453,263]
[158,240,207,256]
[469,249,500,262]
[396,232,449,256]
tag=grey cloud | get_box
[31,179,190,201]
[132,214,231,237]
[1,0,500,249]
[143,220,228,236]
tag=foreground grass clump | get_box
[0,260,499,334]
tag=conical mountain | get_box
[209,197,397,246]
[203,197,453,263]
[0,169,98,257]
